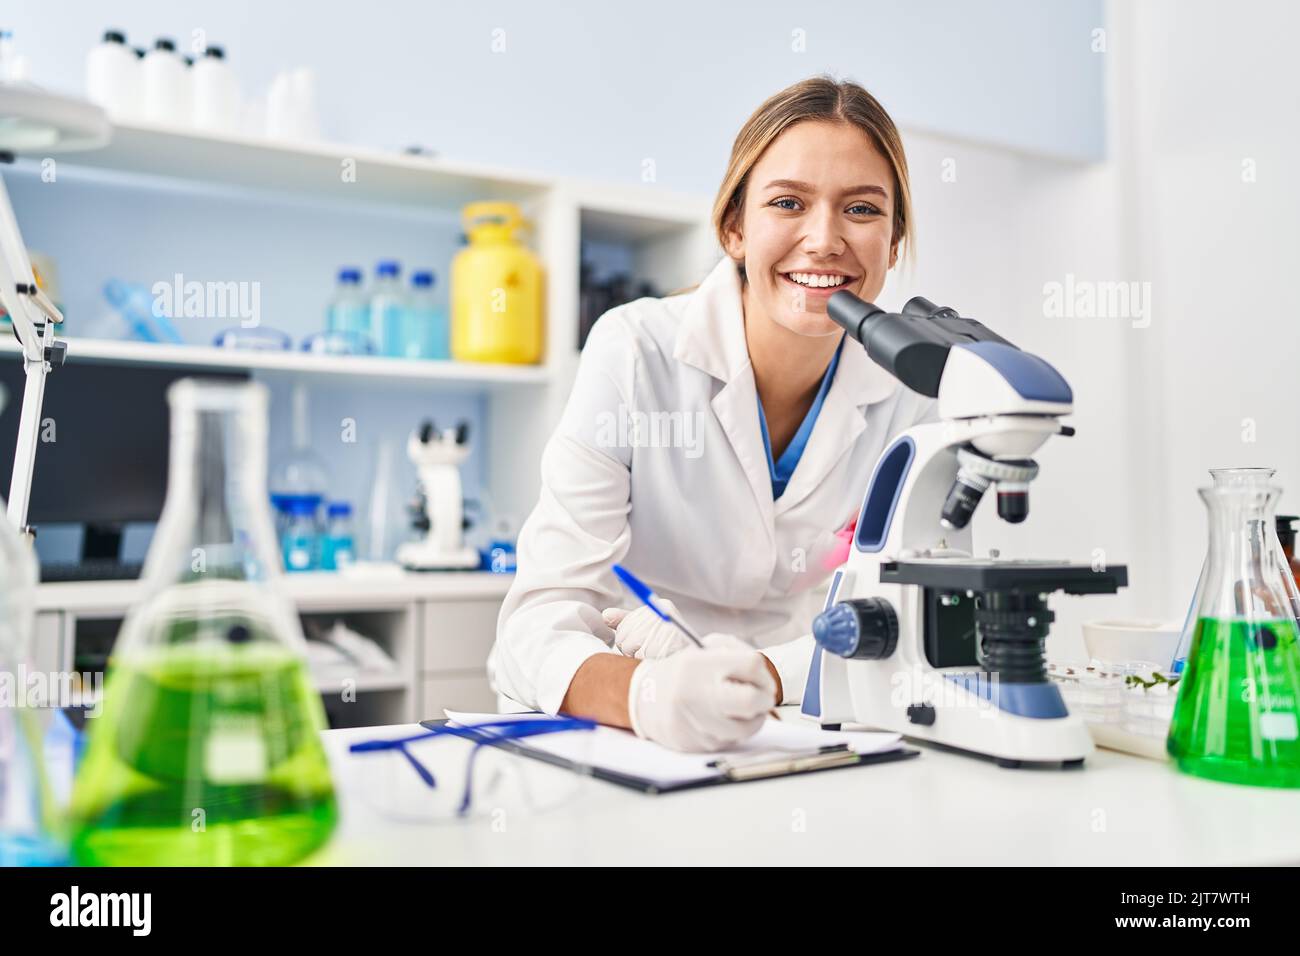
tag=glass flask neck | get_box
[1210,466,1277,488]
[143,380,282,587]
[1198,485,1291,621]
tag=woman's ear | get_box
[888,239,899,271]
[722,227,744,261]
[720,208,745,261]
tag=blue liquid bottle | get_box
[281,498,320,572]
[322,266,374,354]
[370,260,407,358]
[403,270,449,360]
[320,502,356,571]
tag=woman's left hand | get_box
[602,601,694,659]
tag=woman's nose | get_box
[802,204,847,256]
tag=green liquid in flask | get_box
[71,641,337,866]
[1167,616,1300,788]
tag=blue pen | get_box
[611,564,704,648]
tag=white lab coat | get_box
[489,255,936,713]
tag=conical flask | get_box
[1167,483,1300,787]
[0,482,66,865]
[70,380,338,864]
[1171,468,1300,671]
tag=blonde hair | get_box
[712,76,913,264]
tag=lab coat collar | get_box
[673,256,751,382]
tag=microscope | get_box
[396,420,481,571]
[802,294,1127,767]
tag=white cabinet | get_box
[416,598,504,719]
[34,573,512,728]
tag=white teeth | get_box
[786,272,848,288]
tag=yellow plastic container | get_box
[451,202,545,364]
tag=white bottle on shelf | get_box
[290,67,320,141]
[0,30,15,83]
[181,54,195,126]
[192,45,240,132]
[0,30,29,84]
[141,37,187,126]
[85,30,141,121]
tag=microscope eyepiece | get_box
[900,296,959,320]
[826,291,887,344]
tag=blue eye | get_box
[848,203,882,216]
[770,197,801,210]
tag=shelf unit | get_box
[17,120,715,726]
[0,336,552,391]
[23,117,716,525]
[54,120,552,211]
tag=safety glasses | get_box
[349,717,596,817]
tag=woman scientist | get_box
[488,76,935,752]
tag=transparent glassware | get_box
[269,381,329,533]
[1171,467,1300,671]
[1167,484,1300,787]
[0,488,66,866]
[69,380,338,864]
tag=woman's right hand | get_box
[626,634,774,752]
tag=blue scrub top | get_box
[756,336,844,499]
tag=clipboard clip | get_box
[708,744,859,781]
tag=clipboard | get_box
[419,717,919,794]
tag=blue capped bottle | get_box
[370,260,407,358]
[322,266,373,354]
[404,270,449,360]
[281,498,319,572]
[319,502,356,571]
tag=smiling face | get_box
[722,119,899,336]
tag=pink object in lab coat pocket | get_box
[822,516,857,570]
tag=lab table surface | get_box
[306,715,1300,866]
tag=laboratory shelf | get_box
[68,673,411,716]
[313,673,410,695]
[576,191,710,243]
[35,569,514,613]
[51,120,552,212]
[283,568,515,610]
[0,337,552,391]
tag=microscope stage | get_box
[879,559,1128,595]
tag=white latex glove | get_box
[602,601,693,659]
[627,633,775,752]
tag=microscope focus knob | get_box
[812,598,898,660]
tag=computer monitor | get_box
[0,358,249,562]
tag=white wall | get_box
[8,0,1105,190]
[1111,0,1300,625]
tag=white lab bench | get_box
[306,712,1300,866]
[34,571,512,727]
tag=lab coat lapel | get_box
[773,329,900,515]
[674,258,777,540]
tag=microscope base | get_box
[396,541,481,571]
[851,684,1095,766]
